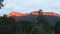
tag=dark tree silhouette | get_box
[35,9,51,34]
[54,20,60,34]
[16,20,35,34]
[0,15,17,34]
[0,0,4,9]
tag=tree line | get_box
[0,0,60,34]
[0,9,60,34]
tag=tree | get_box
[54,20,60,34]
[16,20,35,34]
[0,0,4,9]
[35,9,51,34]
[0,15,17,34]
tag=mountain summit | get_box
[8,11,60,17]
[7,11,60,25]
[8,11,29,17]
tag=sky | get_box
[0,0,60,16]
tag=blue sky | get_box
[0,0,60,16]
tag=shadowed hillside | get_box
[8,11,60,25]
[0,10,60,34]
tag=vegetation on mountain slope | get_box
[0,10,60,34]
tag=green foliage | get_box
[0,15,16,34]
[0,15,36,34]
[16,20,35,34]
[0,9,56,34]
[54,20,60,34]
[35,9,53,34]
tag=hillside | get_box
[7,11,60,25]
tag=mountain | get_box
[8,11,60,25]
[8,11,29,17]
[8,11,60,17]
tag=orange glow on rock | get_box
[8,11,60,17]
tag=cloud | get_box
[0,0,60,16]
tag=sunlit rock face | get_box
[8,11,60,17]
[31,11,60,17]
[8,11,29,17]
[8,11,60,25]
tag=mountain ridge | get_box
[8,11,60,17]
[7,11,60,25]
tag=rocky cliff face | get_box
[8,11,60,17]
[7,11,60,25]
